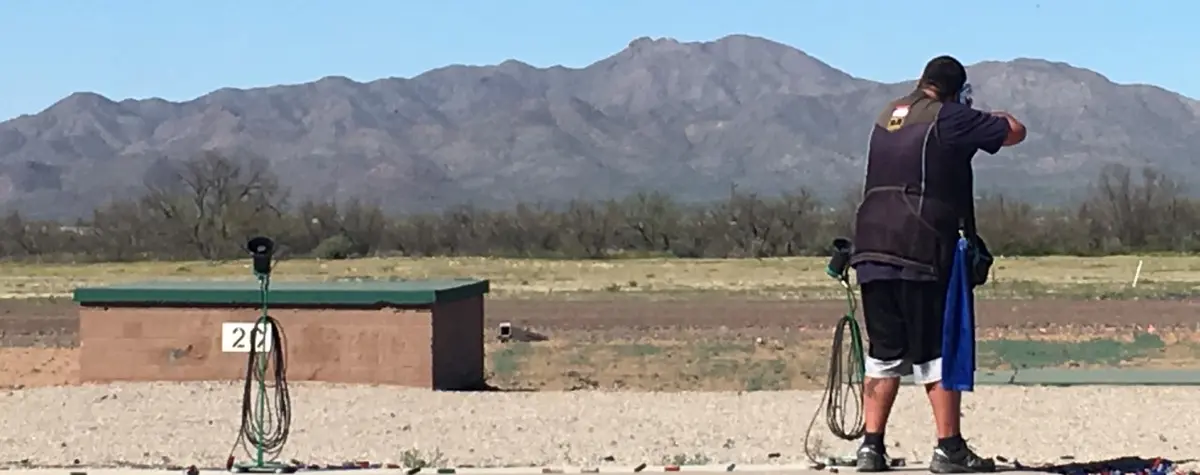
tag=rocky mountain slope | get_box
[2,34,1197,219]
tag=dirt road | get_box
[3,297,1197,347]
[2,297,1197,390]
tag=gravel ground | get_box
[1,383,1197,470]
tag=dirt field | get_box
[6,296,1200,345]
[6,254,1200,299]
[4,296,1199,391]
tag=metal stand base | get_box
[231,461,297,474]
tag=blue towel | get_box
[941,237,976,391]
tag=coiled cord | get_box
[238,316,291,461]
[227,278,292,467]
[803,280,867,464]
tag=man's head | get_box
[918,55,972,106]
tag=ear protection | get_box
[957,82,974,107]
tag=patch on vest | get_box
[886,105,909,131]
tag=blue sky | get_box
[1,0,1195,121]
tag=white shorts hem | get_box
[865,356,943,384]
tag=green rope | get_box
[229,274,293,468]
[803,278,867,464]
[841,280,866,382]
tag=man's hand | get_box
[990,111,1027,146]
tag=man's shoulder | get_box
[936,101,1001,128]
[885,94,943,110]
[877,95,942,126]
[935,101,976,119]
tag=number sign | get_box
[221,322,274,353]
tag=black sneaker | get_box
[930,446,996,473]
[856,444,890,472]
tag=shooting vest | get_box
[850,92,973,278]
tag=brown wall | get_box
[78,301,483,388]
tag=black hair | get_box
[918,55,967,101]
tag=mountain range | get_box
[2,34,1199,220]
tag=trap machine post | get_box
[802,237,872,466]
[227,236,297,474]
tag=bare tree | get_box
[141,151,287,259]
[0,211,38,256]
[1084,164,1184,251]
[725,187,774,258]
[8,159,1200,262]
[773,188,823,256]
[562,200,622,259]
[88,201,152,261]
[622,191,681,253]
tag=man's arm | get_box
[938,102,1027,155]
[990,111,1027,146]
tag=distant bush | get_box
[312,235,355,260]
[6,154,1198,262]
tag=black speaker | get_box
[826,237,853,279]
[247,236,276,276]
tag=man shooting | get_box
[849,55,1026,473]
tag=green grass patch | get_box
[490,342,534,377]
[611,343,665,358]
[741,358,790,391]
[691,341,755,359]
[979,333,1166,369]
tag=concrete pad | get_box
[0,467,1066,475]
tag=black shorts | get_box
[860,278,949,365]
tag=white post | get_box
[1132,259,1144,288]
